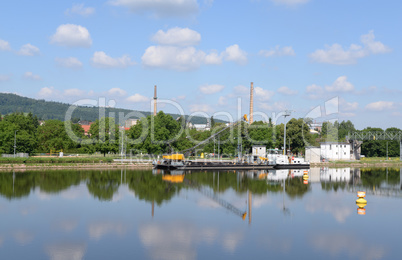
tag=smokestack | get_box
[249,82,254,124]
[153,85,157,116]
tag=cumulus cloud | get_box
[109,0,199,18]
[23,71,41,80]
[255,87,274,101]
[18,43,40,56]
[38,86,59,98]
[199,84,225,94]
[325,76,354,92]
[126,93,149,102]
[108,88,127,96]
[365,101,394,111]
[91,51,135,68]
[277,86,298,95]
[152,27,201,46]
[142,46,207,71]
[55,57,83,68]
[310,31,391,65]
[259,46,295,57]
[65,3,95,16]
[222,44,247,64]
[271,0,310,6]
[0,39,11,51]
[50,24,92,48]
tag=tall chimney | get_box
[249,82,254,124]
[153,85,157,116]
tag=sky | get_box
[0,0,401,129]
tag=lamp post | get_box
[283,110,291,156]
[14,130,18,158]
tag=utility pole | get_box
[283,110,291,156]
[13,130,18,158]
[218,136,220,161]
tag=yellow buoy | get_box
[303,175,309,180]
[357,208,366,215]
[356,197,367,204]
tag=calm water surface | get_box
[0,167,401,260]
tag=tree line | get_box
[0,111,400,157]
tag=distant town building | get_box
[125,119,139,129]
[193,124,210,131]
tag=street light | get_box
[283,110,292,156]
[14,130,18,158]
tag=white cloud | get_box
[63,88,86,97]
[218,96,227,106]
[271,0,310,6]
[55,57,83,68]
[13,231,34,245]
[0,74,10,82]
[305,84,324,100]
[222,44,247,65]
[38,86,59,98]
[65,3,95,16]
[142,46,207,71]
[0,39,11,51]
[23,71,41,80]
[255,87,274,101]
[259,46,295,57]
[365,101,394,111]
[108,88,127,96]
[310,30,391,65]
[50,24,92,48]
[109,0,199,18]
[204,51,222,65]
[88,221,128,240]
[152,27,201,46]
[199,84,225,94]
[189,104,213,113]
[126,93,149,103]
[277,86,297,95]
[325,76,354,92]
[91,51,135,68]
[340,99,358,112]
[18,43,40,56]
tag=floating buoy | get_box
[303,170,308,175]
[303,179,308,184]
[356,191,367,215]
[303,174,309,180]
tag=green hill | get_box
[0,93,219,124]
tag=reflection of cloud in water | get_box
[0,235,4,246]
[222,231,243,252]
[310,233,386,260]
[139,222,222,260]
[46,242,87,260]
[88,221,129,240]
[197,198,220,208]
[37,190,52,200]
[13,230,34,245]
[305,196,352,223]
[252,195,272,208]
[55,219,79,233]
[60,184,90,200]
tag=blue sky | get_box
[0,0,401,129]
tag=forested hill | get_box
[0,93,217,124]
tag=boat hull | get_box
[274,164,310,169]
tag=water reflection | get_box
[0,168,401,259]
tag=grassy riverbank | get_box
[312,157,402,168]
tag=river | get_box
[0,167,401,259]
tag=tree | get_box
[0,112,39,154]
[37,120,85,152]
[89,117,120,157]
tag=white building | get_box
[320,142,351,161]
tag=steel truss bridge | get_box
[346,131,402,160]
